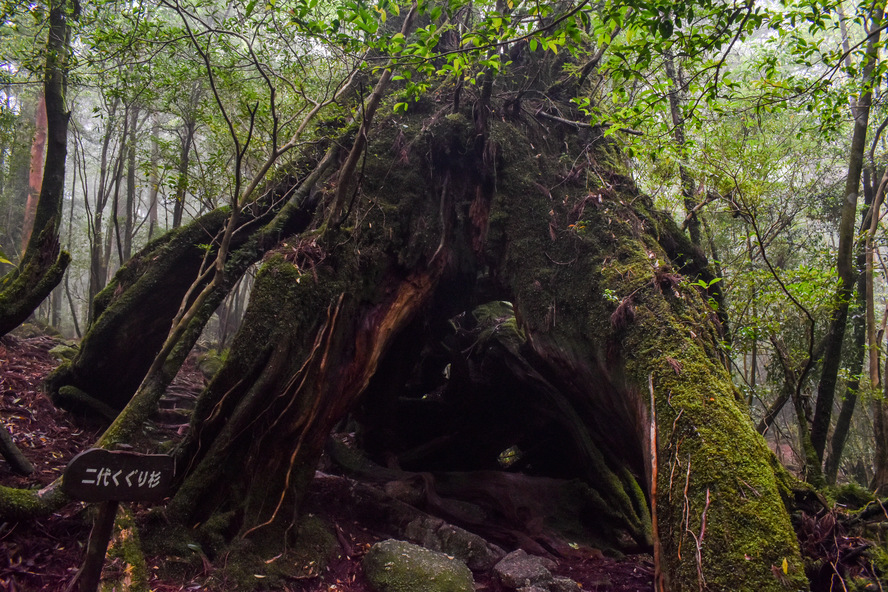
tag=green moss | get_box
[0,483,67,520]
[197,510,238,556]
[215,514,339,591]
[865,545,888,586]
[830,483,875,510]
[103,508,150,592]
[138,516,207,584]
[289,514,341,577]
[195,348,226,380]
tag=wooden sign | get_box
[62,448,175,503]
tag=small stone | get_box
[550,575,582,592]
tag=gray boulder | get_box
[494,550,582,591]
[494,549,555,588]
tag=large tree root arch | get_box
[157,111,806,591]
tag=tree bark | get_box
[86,97,120,317]
[825,183,873,484]
[106,116,127,275]
[20,92,47,254]
[147,116,160,240]
[122,104,139,261]
[1,95,35,257]
[0,0,73,337]
[664,52,700,247]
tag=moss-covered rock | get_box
[363,539,474,592]
[195,348,226,381]
[403,515,504,571]
[48,342,79,361]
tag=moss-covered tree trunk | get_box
[44,208,232,413]
[154,107,807,590]
[0,0,73,337]
[484,131,805,589]
[167,119,467,551]
[44,160,320,414]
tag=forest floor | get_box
[0,332,654,592]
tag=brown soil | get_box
[0,333,654,592]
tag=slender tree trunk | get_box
[0,90,9,222]
[875,356,888,493]
[827,167,878,483]
[825,244,868,483]
[147,116,160,240]
[59,134,79,337]
[87,212,106,323]
[102,213,114,284]
[1,99,31,254]
[22,0,73,260]
[664,52,700,246]
[86,99,120,318]
[110,109,128,269]
[63,276,81,338]
[811,1,885,461]
[172,119,195,229]
[50,283,62,328]
[123,105,139,261]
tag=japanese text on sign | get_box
[62,448,175,503]
[81,467,163,489]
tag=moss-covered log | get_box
[0,420,34,475]
[0,481,69,521]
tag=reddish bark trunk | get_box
[20,93,47,255]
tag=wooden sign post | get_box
[63,449,175,592]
